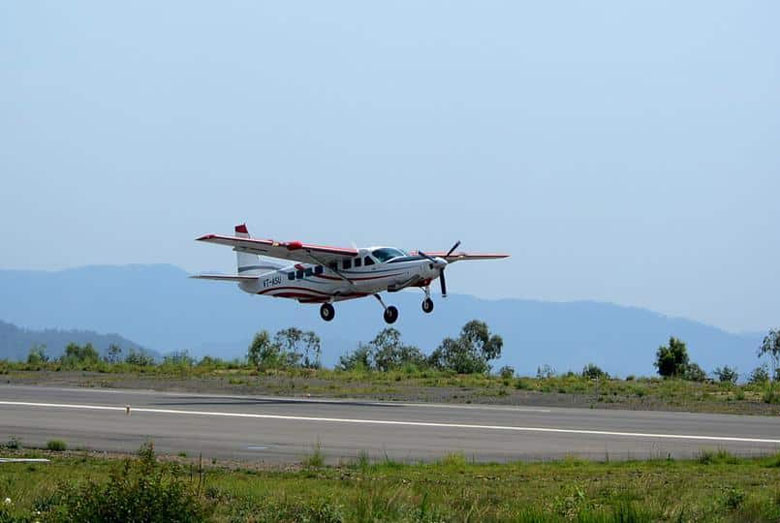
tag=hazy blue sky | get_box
[1,2,778,333]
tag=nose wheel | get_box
[422,298,434,313]
[320,303,335,322]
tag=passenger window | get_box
[364,257,375,266]
[304,267,313,277]
[354,257,362,268]
[288,272,295,281]
[296,269,304,279]
[343,259,352,270]
[328,262,338,272]
[314,265,323,275]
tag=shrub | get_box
[499,365,515,380]
[124,349,155,366]
[27,345,49,365]
[536,364,556,379]
[38,442,211,521]
[46,439,67,451]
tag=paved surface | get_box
[1,385,779,463]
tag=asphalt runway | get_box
[1,385,779,463]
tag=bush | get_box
[498,365,515,380]
[46,439,67,451]
[581,363,609,380]
[713,366,739,384]
[124,349,155,366]
[536,364,556,379]
[60,342,100,367]
[39,442,211,522]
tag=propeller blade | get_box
[440,268,447,297]
[418,250,436,262]
[445,240,461,258]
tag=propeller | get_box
[419,240,460,298]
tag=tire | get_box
[320,303,335,322]
[383,305,399,324]
[422,298,434,313]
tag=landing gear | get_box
[374,294,399,324]
[422,298,434,313]
[320,303,335,322]
[383,306,399,324]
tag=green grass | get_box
[3,359,780,415]
[45,439,67,451]
[1,447,779,522]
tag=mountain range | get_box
[0,265,767,377]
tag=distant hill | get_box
[0,265,766,376]
[0,319,145,361]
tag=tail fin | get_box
[234,223,287,274]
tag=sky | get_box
[1,1,778,333]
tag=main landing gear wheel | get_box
[383,305,399,324]
[320,303,335,322]
[422,298,434,313]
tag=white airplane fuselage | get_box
[237,249,444,303]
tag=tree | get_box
[247,330,278,368]
[684,363,707,382]
[61,342,100,366]
[125,348,155,366]
[758,329,780,383]
[429,320,503,374]
[337,343,371,371]
[713,365,739,384]
[748,365,770,385]
[27,344,49,365]
[104,344,122,364]
[274,328,322,369]
[369,328,426,372]
[654,337,689,378]
[581,363,609,380]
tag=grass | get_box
[45,439,67,451]
[3,359,780,415]
[0,446,779,521]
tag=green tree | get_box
[124,348,155,366]
[758,328,780,383]
[369,328,426,371]
[103,344,122,364]
[582,363,609,380]
[429,320,503,374]
[337,343,372,371]
[61,342,100,366]
[247,330,279,368]
[274,328,322,369]
[654,337,689,378]
[748,365,770,385]
[713,365,739,384]
[27,344,49,365]
[684,362,707,382]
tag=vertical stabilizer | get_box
[234,223,287,274]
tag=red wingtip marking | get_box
[196,234,216,241]
[286,241,303,250]
[235,223,248,234]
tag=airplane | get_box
[193,224,509,324]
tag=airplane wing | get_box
[413,251,510,263]
[190,274,261,282]
[195,234,358,266]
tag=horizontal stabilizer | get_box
[190,274,260,282]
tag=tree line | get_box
[20,324,780,386]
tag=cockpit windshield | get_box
[371,247,408,263]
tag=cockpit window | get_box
[371,248,408,263]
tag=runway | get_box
[1,385,778,463]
